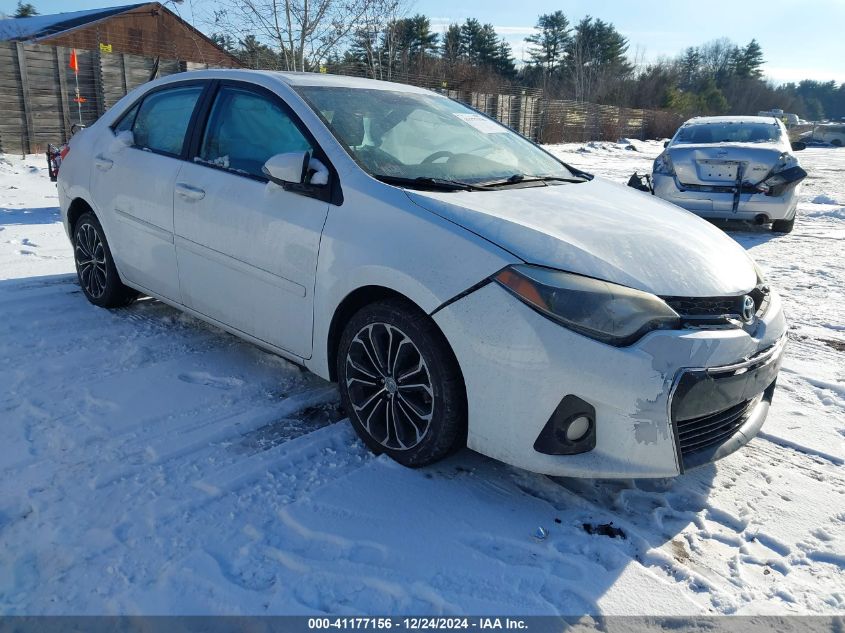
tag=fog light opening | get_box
[565,415,592,442]
[533,395,598,455]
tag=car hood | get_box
[666,142,786,186]
[405,177,757,297]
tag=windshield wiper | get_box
[478,173,589,187]
[374,174,488,191]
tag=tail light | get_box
[653,151,675,176]
[755,165,807,196]
[47,143,68,183]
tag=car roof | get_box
[152,68,435,95]
[682,115,782,126]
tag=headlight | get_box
[494,265,680,346]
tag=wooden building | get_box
[0,3,241,154]
[0,3,240,67]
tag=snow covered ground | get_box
[0,142,843,616]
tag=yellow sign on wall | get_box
[99,42,113,54]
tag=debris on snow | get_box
[582,522,627,539]
[533,526,549,540]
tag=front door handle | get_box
[94,154,113,171]
[175,182,206,202]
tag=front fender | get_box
[305,181,516,380]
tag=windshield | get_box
[294,86,576,185]
[674,121,782,145]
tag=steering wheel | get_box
[421,150,454,164]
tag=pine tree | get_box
[524,11,570,74]
[442,24,462,66]
[565,16,630,72]
[13,1,38,17]
[494,38,516,78]
[237,35,281,70]
[210,33,236,53]
[738,39,765,79]
[390,14,438,73]
[678,47,700,90]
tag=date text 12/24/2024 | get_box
[308,618,528,630]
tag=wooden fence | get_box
[0,41,210,155]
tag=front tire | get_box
[772,217,795,233]
[73,212,138,308]
[337,298,466,467]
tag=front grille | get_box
[662,284,770,327]
[676,396,759,457]
[663,295,739,317]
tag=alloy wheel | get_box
[345,322,434,450]
[74,222,108,299]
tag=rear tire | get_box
[73,212,138,308]
[337,298,466,467]
[771,217,795,234]
[832,139,842,147]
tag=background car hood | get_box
[406,177,757,297]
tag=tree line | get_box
[208,2,843,121]
[11,0,841,121]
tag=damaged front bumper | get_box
[433,282,786,478]
[668,333,785,471]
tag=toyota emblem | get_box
[742,295,756,323]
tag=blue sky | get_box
[3,0,844,84]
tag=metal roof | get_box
[0,4,147,42]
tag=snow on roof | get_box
[154,68,435,94]
[0,3,146,42]
[271,71,432,93]
[683,115,783,125]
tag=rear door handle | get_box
[175,182,206,201]
[94,154,113,171]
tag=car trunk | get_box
[669,144,782,187]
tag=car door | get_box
[173,82,332,359]
[89,82,207,302]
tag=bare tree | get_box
[569,37,597,102]
[209,0,381,71]
[353,0,404,79]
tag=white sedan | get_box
[57,70,786,478]
[651,116,807,233]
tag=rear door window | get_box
[131,85,204,156]
[197,86,312,179]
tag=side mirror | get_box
[790,141,806,151]
[663,140,670,148]
[263,151,309,185]
[307,157,330,186]
[111,129,133,151]
[263,151,330,187]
